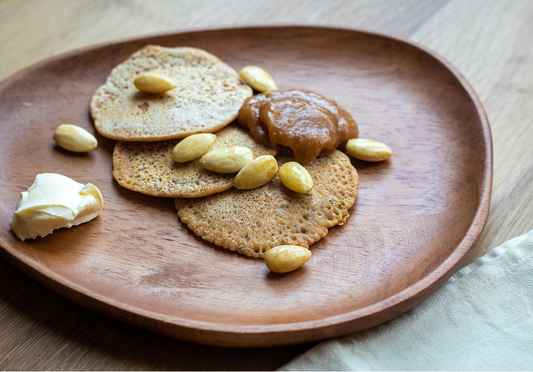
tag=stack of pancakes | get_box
[91,45,359,258]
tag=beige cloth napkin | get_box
[281,229,533,371]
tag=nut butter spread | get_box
[238,89,359,164]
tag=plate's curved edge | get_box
[0,26,493,347]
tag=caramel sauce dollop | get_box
[238,89,358,164]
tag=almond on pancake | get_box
[175,150,358,257]
[90,45,252,141]
[112,125,275,198]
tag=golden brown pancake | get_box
[113,125,275,198]
[175,150,358,257]
[91,45,252,141]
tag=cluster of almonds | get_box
[172,132,315,273]
[173,133,314,193]
[50,65,392,274]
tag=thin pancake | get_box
[91,45,252,141]
[176,150,358,257]
[113,125,275,198]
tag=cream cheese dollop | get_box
[9,173,104,241]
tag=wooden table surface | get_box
[1,0,532,370]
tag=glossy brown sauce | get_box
[238,89,358,164]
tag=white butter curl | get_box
[10,173,104,241]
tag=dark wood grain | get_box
[0,27,492,348]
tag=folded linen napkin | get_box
[281,230,533,371]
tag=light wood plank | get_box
[463,163,533,266]
[411,0,533,204]
[410,0,533,263]
[0,0,449,81]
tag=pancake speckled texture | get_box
[175,150,358,257]
[112,125,275,198]
[90,45,252,141]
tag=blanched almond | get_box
[53,124,97,152]
[234,155,278,190]
[265,245,312,273]
[172,133,216,163]
[279,162,314,194]
[239,66,277,92]
[134,72,177,93]
[346,138,393,162]
[200,146,254,173]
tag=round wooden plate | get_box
[0,27,491,348]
